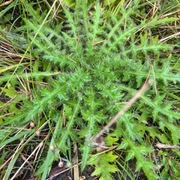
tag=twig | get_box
[92,79,152,143]
[155,143,180,149]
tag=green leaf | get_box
[88,152,118,179]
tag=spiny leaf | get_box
[88,151,118,179]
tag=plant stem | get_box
[92,79,152,143]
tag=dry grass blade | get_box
[0,0,13,7]
[10,137,47,180]
[159,31,180,42]
[73,143,80,180]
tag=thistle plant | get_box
[0,0,179,179]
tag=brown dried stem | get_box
[92,79,152,143]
